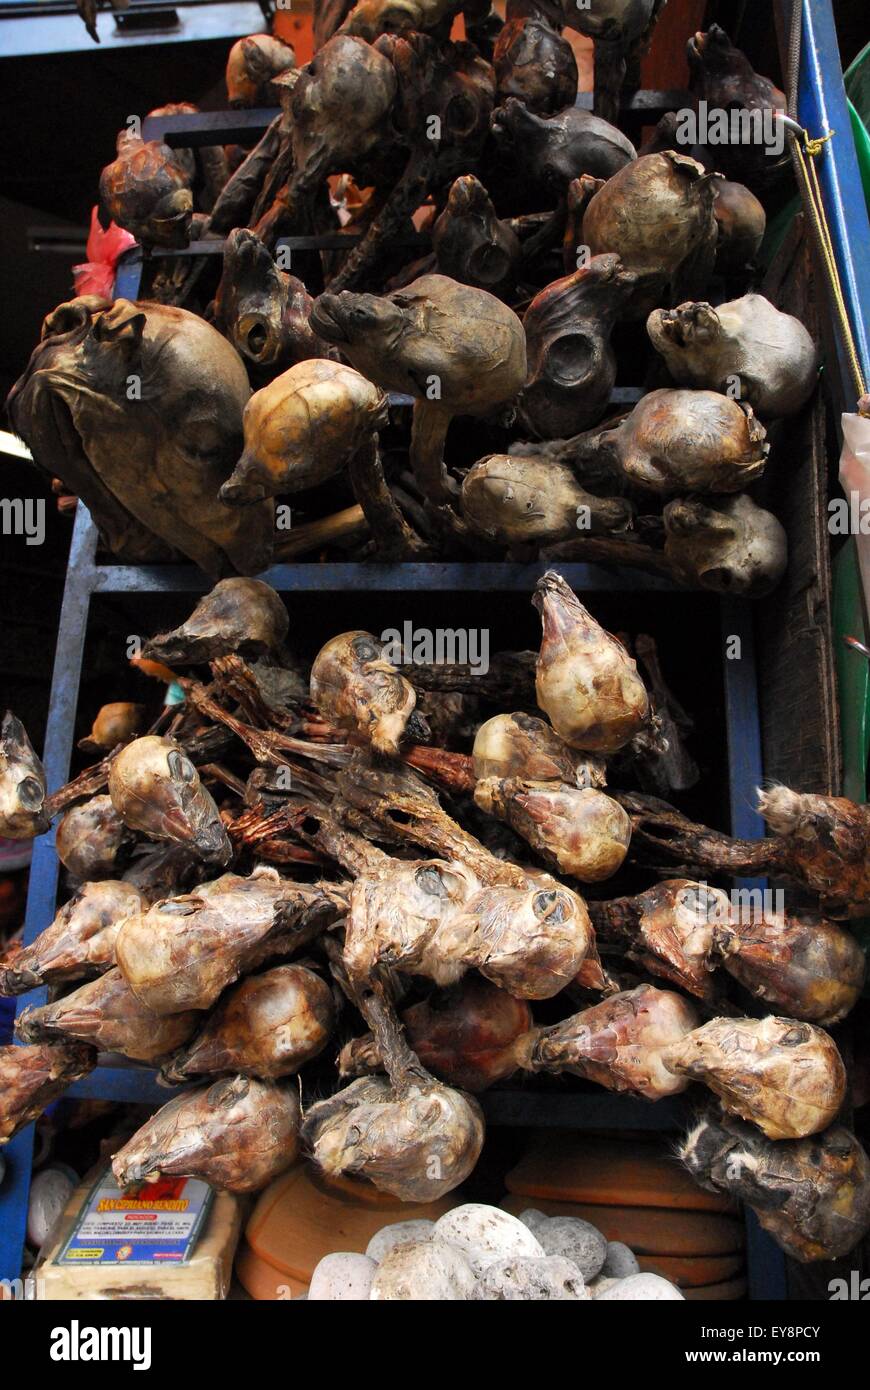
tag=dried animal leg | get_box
[663,1016,846,1140]
[112,1076,301,1192]
[108,736,231,865]
[116,868,346,1015]
[528,983,700,1099]
[16,968,198,1063]
[712,910,865,1026]
[680,1113,870,1263]
[340,976,533,1091]
[534,571,650,752]
[0,712,48,840]
[0,881,146,995]
[163,964,335,1082]
[0,1044,96,1144]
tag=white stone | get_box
[370,1239,477,1301]
[473,1256,589,1301]
[596,1273,685,1301]
[308,1252,377,1301]
[433,1204,544,1275]
[365,1219,435,1263]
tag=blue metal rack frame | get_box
[0,502,775,1290]
[11,0,870,1297]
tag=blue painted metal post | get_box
[720,597,789,1301]
[0,507,97,1283]
[795,0,870,394]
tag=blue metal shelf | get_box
[0,502,770,1287]
[19,2,870,1289]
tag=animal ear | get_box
[41,298,108,341]
[94,300,146,348]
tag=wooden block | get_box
[37,1180,242,1301]
[505,1133,736,1212]
[501,1195,745,1256]
[638,1252,745,1287]
[684,1277,749,1301]
[237,1164,460,1300]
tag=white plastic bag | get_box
[839,411,870,613]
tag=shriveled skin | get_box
[144,104,228,214]
[108,736,231,865]
[566,0,656,41]
[713,912,865,1026]
[99,132,192,248]
[591,879,726,1000]
[337,0,459,41]
[113,1076,301,1193]
[55,795,129,880]
[472,712,606,788]
[226,33,296,107]
[340,978,533,1092]
[589,389,769,496]
[116,868,344,1015]
[310,274,526,502]
[214,229,325,370]
[163,964,335,1082]
[493,17,578,113]
[7,297,273,577]
[0,880,146,995]
[432,176,521,295]
[680,1113,870,1263]
[687,26,787,181]
[475,778,631,883]
[439,879,594,999]
[143,578,288,666]
[343,859,482,985]
[663,494,787,598]
[582,152,717,316]
[311,275,528,399]
[519,254,637,439]
[529,984,700,1099]
[491,99,635,207]
[252,36,397,246]
[758,786,870,919]
[221,359,388,503]
[533,571,650,752]
[16,968,198,1063]
[712,178,766,271]
[81,702,147,753]
[462,453,634,547]
[302,1074,484,1201]
[564,0,660,126]
[0,712,48,840]
[290,34,396,174]
[0,1043,96,1144]
[648,296,819,418]
[310,631,418,755]
[663,1016,847,1141]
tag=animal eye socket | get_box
[532,890,568,923]
[352,638,379,661]
[17,776,43,811]
[158,899,196,915]
[167,750,196,784]
[415,866,448,897]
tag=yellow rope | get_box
[790,126,868,404]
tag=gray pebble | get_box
[537,1217,607,1280]
[602,1241,640,1279]
[516,1209,550,1234]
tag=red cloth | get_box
[72,207,136,299]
